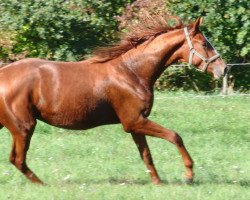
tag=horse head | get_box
[179,17,228,79]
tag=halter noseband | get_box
[184,27,221,72]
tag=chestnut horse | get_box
[0,17,227,184]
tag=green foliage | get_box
[0,0,132,61]
[167,0,250,63]
[155,66,221,92]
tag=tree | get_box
[0,0,132,61]
[167,0,250,63]
[167,0,250,91]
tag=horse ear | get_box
[193,17,203,32]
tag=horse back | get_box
[0,58,119,129]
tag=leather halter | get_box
[184,27,221,72]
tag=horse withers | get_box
[0,16,227,184]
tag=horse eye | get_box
[202,42,208,48]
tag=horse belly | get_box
[36,102,120,130]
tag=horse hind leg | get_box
[131,133,161,184]
[7,119,43,184]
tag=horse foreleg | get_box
[125,118,194,183]
[131,133,161,184]
[8,123,43,184]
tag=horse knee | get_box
[18,121,36,133]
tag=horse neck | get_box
[120,28,185,88]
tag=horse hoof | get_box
[185,178,193,185]
[152,179,162,185]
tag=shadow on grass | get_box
[64,178,250,187]
[193,179,250,187]
[1,177,249,187]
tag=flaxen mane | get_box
[92,15,184,62]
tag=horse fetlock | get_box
[185,157,194,170]
[185,167,194,182]
[14,160,27,172]
[168,132,183,146]
[9,156,15,165]
[152,177,161,185]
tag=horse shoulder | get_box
[106,72,153,125]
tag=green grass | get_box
[0,93,249,200]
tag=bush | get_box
[167,0,250,63]
[0,0,132,61]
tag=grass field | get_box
[0,92,249,200]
